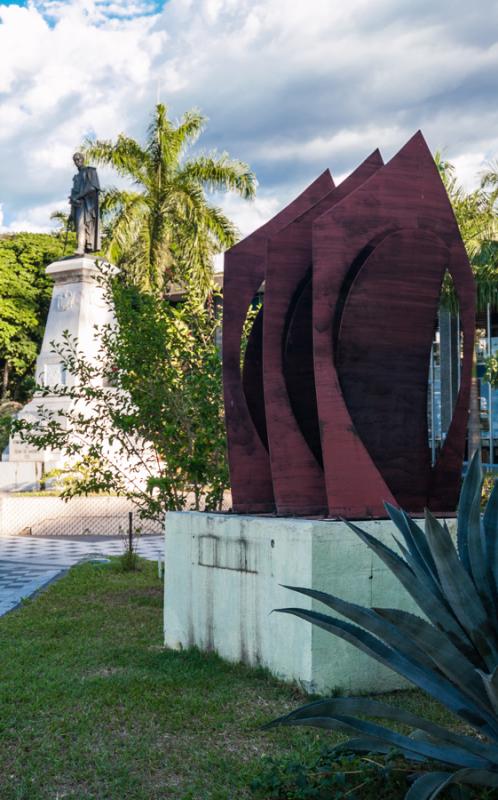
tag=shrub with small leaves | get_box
[12,267,229,523]
[251,747,420,799]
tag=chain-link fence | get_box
[0,491,233,538]
[18,510,161,538]
[0,495,162,538]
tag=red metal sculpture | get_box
[264,150,384,516]
[223,171,334,513]
[223,131,476,518]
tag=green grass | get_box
[0,560,459,799]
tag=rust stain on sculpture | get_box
[223,130,476,518]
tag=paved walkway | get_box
[0,535,164,617]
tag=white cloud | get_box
[0,0,497,234]
[218,192,282,237]
[0,200,63,233]
[255,127,403,164]
[0,0,167,224]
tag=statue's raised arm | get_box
[69,152,101,255]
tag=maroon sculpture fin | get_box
[336,228,449,510]
[263,150,384,515]
[312,131,475,517]
[223,170,334,513]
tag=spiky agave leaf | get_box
[268,451,498,795]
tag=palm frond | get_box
[198,203,240,250]
[170,108,206,154]
[102,192,149,276]
[145,102,179,180]
[179,153,257,199]
[99,187,143,215]
[83,135,149,185]
[436,153,498,310]
[481,161,498,193]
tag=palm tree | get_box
[83,104,256,295]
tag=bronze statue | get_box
[69,152,101,255]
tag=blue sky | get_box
[0,0,497,238]
[0,0,165,15]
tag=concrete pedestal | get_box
[164,512,455,695]
[1,256,114,488]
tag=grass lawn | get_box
[0,559,459,799]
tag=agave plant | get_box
[267,452,498,798]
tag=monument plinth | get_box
[164,511,458,694]
[1,256,114,488]
[32,256,111,393]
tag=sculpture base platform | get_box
[164,512,456,695]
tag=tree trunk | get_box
[1,361,9,399]
[468,347,481,459]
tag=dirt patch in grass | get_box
[83,666,127,679]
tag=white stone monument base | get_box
[164,512,455,695]
[0,461,43,492]
[0,255,118,491]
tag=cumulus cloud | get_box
[0,200,62,233]
[152,0,498,194]
[0,0,167,226]
[0,0,497,235]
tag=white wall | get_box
[164,512,456,695]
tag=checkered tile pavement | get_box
[0,535,164,617]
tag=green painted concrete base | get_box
[163,512,454,695]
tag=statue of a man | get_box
[69,152,101,255]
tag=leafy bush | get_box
[251,747,412,799]
[0,399,21,452]
[0,232,73,400]
[268,453,498,798]
[482,472,498,509]
[118,548,140,572]
[251,747,498,799]
[12,268,229,522]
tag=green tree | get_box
[436,154,498,457]
[83,103,256,295]
[12,269,228,521]
[436,154,498,309]
[0,232,74,400]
